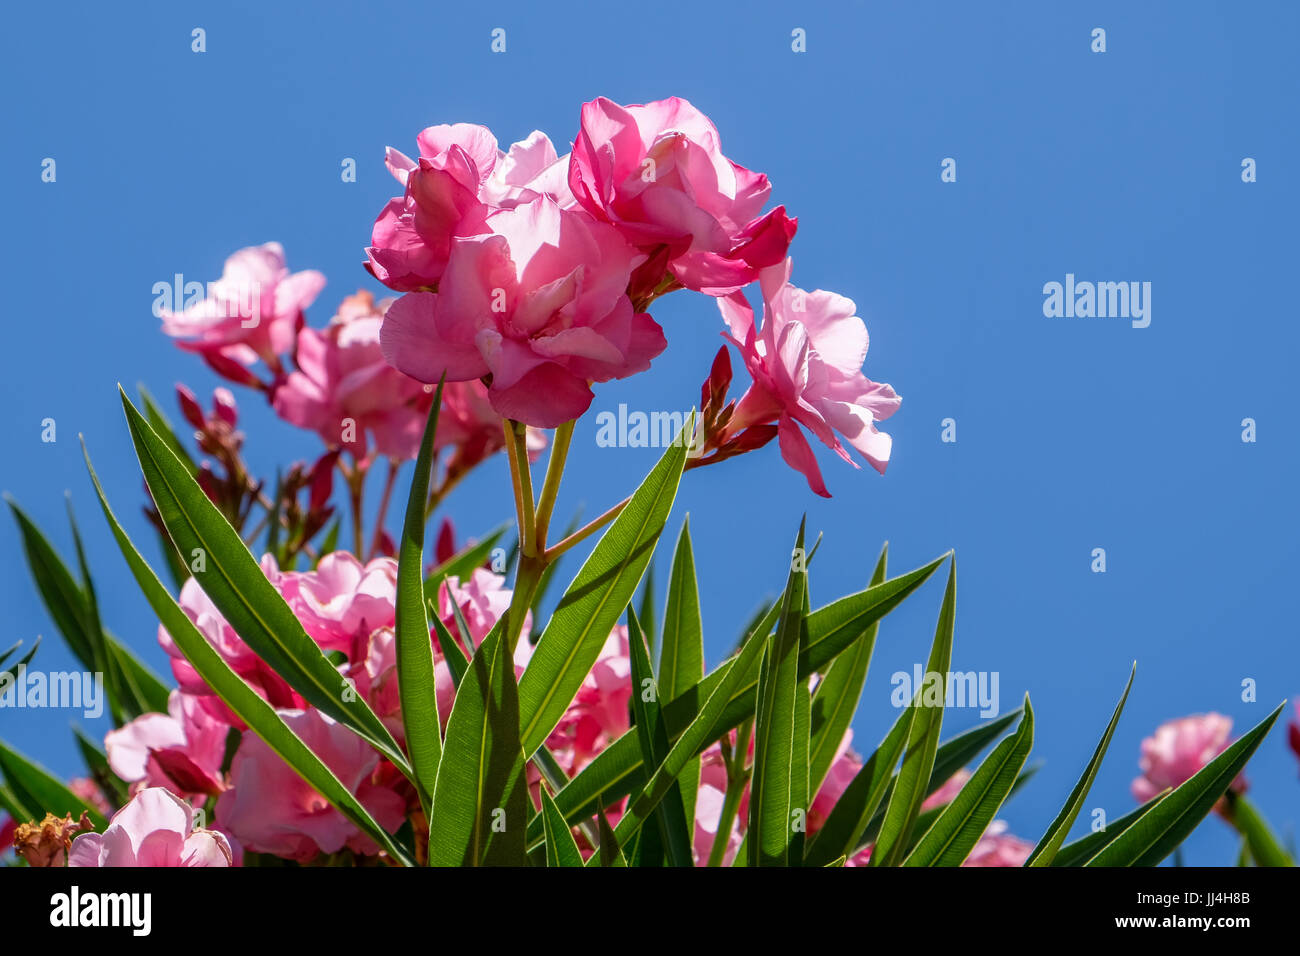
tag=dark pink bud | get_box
[176,384,206,430]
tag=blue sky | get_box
[2,0,1297,863]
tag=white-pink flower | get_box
[68,788,234,867]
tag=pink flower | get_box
[105,691,227,799]
[568,96,796,299]
[436,379,546,476]
[1132,713,1247,803]
[1288,702,1300,773]
[215,709,406,862]
[272,291,436,461]
[693,741,746,866]
[719,258,900,496]
[538,626,632,776]
[275,551,398,657]
[381,195,666,427]
[68,778,111,816]
[366,125,572,293]
[922,769,972,811]
[68,788,234,867]
[157,559,305,725]
[0,815,15,855]
[962,821,1033,867]
[160,242,324,368]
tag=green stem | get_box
[367,458,400,560]
[544,495,629,562]
[503,419,537,558]
[533,419,575,552]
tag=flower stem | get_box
[367,458,400,560]
[544,495,629,562]
[533,419,574,552]
[502,419,537,558]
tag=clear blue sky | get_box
[2,0,1297,863]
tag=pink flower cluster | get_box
[85,549,624,864]
[364,97,897,491]
[1131,712,1247,803]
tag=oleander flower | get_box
[1287,701,1300,773]
[962,821,1033,867]
[366,125,572,292]
[68,789,234,867]
[157,558,305,725]
[160,242,324,368]
[381,194,666,427]
[719,258,900,496]
[568,96,796,299]
[272,291,435,461]
[105,691,228,799]
[274,551,399,657]
[1132,713,1247,803]
[214,709,406,862]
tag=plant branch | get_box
[533,419,574,552]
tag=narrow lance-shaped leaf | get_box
[81,439,415,866]
[808,542,888,794]
[609,600,781,851]
[1026,663,1135,866]
[518,415,691,756]
[803,688,918,867]
[117,389,411,778]
[1086,702,1286,867]
[523,556,950,843]
[1050,792,1168,867]
[658,516,704,839]
[627,607,694,867]
[903,695,1035,866]
[427,624,528,866]
[0,741,109,830]
[395,382,445,816]
[424,523,509,593]
[749,521,807,867]
[871,558,957,867]
[0,636,41,685]
[1223,793,1294,867]
[540,788,585,867]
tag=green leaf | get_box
[1086,703,1285,867]
[427,624,528,866]
[81,438,414,866]
[523,557,949,843]
[627,608,693,867]
[657,516,704,837]
[0,741,108,829]
[424,523,509,592]
[1223,793,1294,867]
[589,811,628,867]
[803,689,918,867]
[138,383,200,477]
[0,636,41,684]
[1050,793,1167,867]
[431,611,469,690]
[638,563,657,652]
[808,543,887,794]
[105,636,171,717]
[518,416,691,756]
[1026,663,1135,866]
[6,496,98,669]
[607,600,781,852]
[870,559,957,867]
[395,383,445,816]
[749,521,807,867]
[73,726,130,808]
[117,389,410,777]
[540,788,585,867]
[903,696,1035,866]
